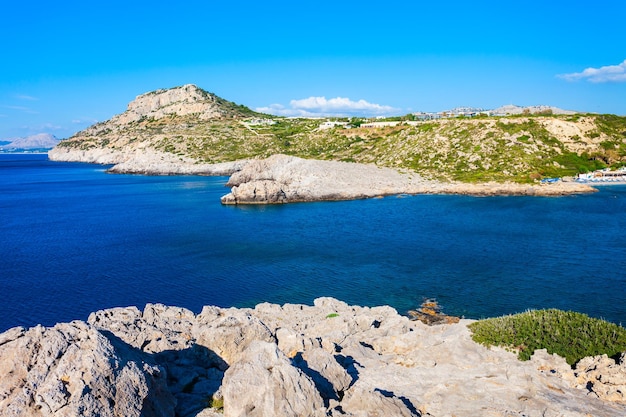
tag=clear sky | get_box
[2,0,625,139]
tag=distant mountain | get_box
[0,133,60,151]
[492,104,577,115]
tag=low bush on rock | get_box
[468,309,626,366]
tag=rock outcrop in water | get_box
[1,298,624,416]
[220,154,597,204]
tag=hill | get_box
[49,85,626,183]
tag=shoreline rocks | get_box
[48,147,248,176]
[48,150,597,203]
[1,298,624,416]
[220,154,597,204]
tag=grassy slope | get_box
[57,113,626,182]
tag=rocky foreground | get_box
[1,298,625,417]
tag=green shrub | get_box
[205,395,224,411]
[468,309,626,366]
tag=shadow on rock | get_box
[100,329,228,417]
[375,388,421,416]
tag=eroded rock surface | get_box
[574,352,626,403]
[1,298,624,417]
[0,321,174,417]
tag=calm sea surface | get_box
[1,153,625,331]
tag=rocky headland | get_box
[220,154,597,204]
[50,146,248,176]
[48,84,614,203]
[1,298,625,417]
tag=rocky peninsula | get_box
[48,84,624,203]
[219,154,596,204]
[1,298,624,416]
[48,147,596,203]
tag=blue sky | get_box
[1,0,625,139]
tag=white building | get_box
[360,121,401,128]
[318,121,349,130]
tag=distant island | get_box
[48,84,626,203]
[0,133,60,153]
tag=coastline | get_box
[575,180,626,186]
[6,152,622,415]
[48,149,598,204]
[218,154,597,204]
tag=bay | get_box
[1,153,625,332]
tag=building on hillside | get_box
[245,118,277,126]
[577,168,626,182]
[318,121,349,130]
[412,112,440,120]
[360,121,401,128]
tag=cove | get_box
[1,153,625,331]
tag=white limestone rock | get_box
[574,352,626,403]
[221,341,325,417]
[2,297,626,416]
[0,322,174,417]
[220,154,433,204]
[220,154,597,204]
[336,386,420,417]
[48,146,248,176]
[114,84,228,124]
[193,307,276,365]
[292,348,354,402]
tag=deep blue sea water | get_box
[1,153,625,332]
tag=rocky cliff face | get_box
[1,298,624,417]
[113,84,235,124]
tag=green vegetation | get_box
[596,114,626,137]
[58,105,626,184]
[551,152,606,175]
[468,309,626,366]
[205,395,224,412]
[326,313,340,319]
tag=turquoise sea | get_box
[1,153,625,332]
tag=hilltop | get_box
[49,85,626,186]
